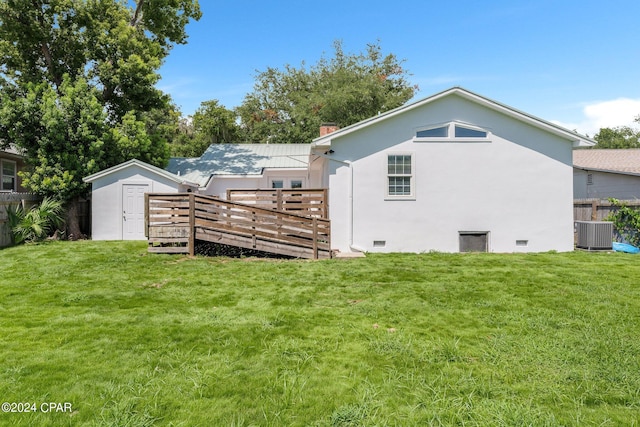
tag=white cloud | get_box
[553,98,640,137]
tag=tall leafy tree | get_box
[0,0,201,237]
[594,124,640,148]
[169,100,241,158]
[236,40,418,144]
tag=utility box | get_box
[575,221,613,250]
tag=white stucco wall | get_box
[325,94,575,253]
[574,169,640,200]
[90,165,182,240]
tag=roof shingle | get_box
[573,149,640,175]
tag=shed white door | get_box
[122,184,148,240]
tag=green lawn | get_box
[1,241,640,426]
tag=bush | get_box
[606,198,640,246]
[5,197,64,244]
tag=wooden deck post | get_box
[251,209,257,248]
[312,217,318,259]
[144,193,149,238]
[591,199,598,221]
[189,193,195,256]
[276,189,283,211]
[322,188,329,219]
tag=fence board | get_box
[574,198,640,222]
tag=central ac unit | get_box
[575,221,613,250]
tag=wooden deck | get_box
[146,193,331,259]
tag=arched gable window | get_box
[414,122,490,142]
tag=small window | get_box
[455,126,487,138]
[291,180,303,189]
[387,154,413,197]
[416,126,448,138]
[373,240,386,247]
[1,160,16,192]
[271,180,284,189]
[587,174,593,185]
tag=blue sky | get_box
[157,0,640,137]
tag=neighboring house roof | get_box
[0,144,25,160]
[83,158,199,186]
[573,149,640,176]
[312,86,595,148]
[167,144,311,187]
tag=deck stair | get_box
[146,193,331,259]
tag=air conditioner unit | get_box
[575,221,613,250]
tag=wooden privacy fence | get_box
[226,189,328,219]
[0,193,40,247]
[574,198,640,221]
[146,193,331,259]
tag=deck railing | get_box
[226,189,328,219]
[146,193,331,259]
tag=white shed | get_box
[312,87,595,254]
[83,159,198,240]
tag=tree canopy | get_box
[171,100,241,157]
[236,40,418,144]
[0,0,201,235]
[594,123,640,148]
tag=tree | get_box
[236,40,418,144]
[143,101,193,157]
[171,100,241,157]
[594,125,640,148]
[0,0,201,237]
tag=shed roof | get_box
[167,144,311,187]
[83,159,198,186]
[312,87,595,148]
[573,149,640,176]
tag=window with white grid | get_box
[387,154,413,197]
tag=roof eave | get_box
[83,159,190,185]
[574,166,640,177]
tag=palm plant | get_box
[5,197,64,244]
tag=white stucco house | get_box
[573,149,640,200]
[311,87,594,253]
[84,87,594,253]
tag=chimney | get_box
[319,123,339,137]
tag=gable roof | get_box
[573,149,640,176]
[312,87,595,148]
[83,158,198,186]
[167,144,311,187]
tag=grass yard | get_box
[1,241,640,426]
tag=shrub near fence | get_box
[0,193,41,247]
